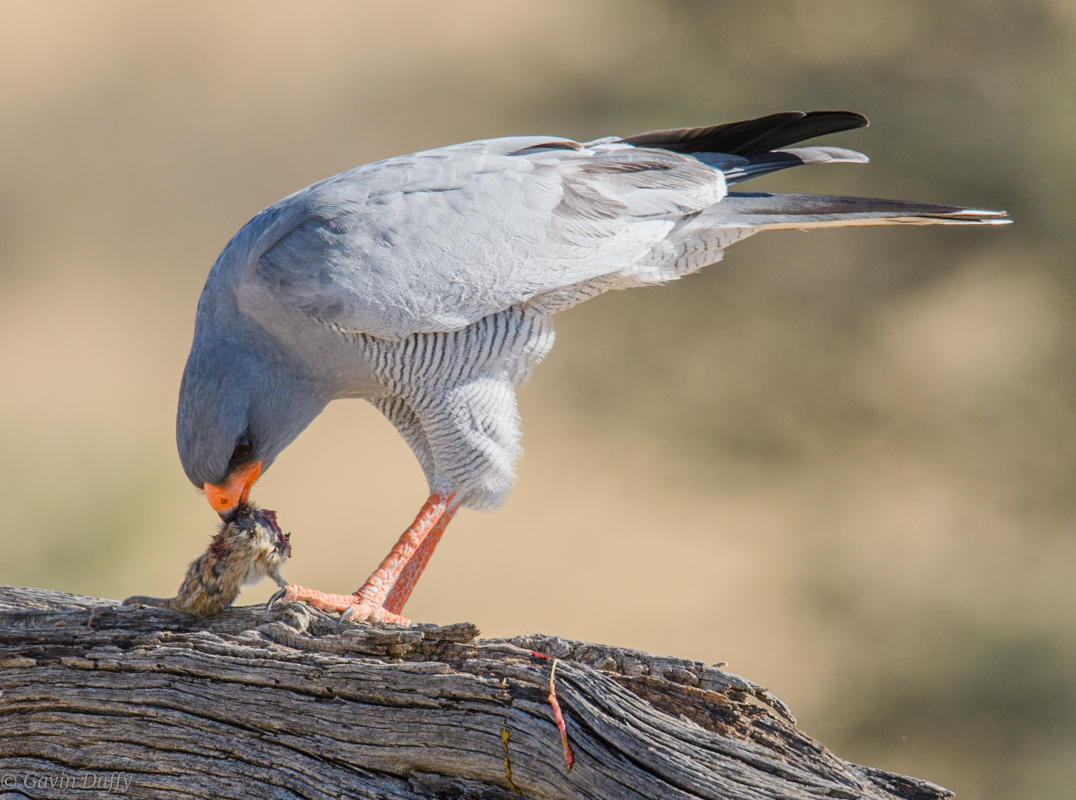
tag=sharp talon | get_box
[337,606,356,630]
[267,587,287,611]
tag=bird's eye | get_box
[230,437,253,463]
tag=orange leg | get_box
[383,503,457,615]
[274,492,456,626]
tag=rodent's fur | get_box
[124,504,290,617]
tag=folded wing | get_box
[241,111,1007,340]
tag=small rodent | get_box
[124,503,291,617]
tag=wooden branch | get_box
[0,587,949,800]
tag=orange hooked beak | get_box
[203,460,263,519]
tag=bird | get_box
[176,110,1008,626]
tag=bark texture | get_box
[0,587,949,800]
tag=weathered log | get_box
[0,587,948,800]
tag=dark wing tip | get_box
[812,110,869,130]
[620,110,869,157]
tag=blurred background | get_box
[1,1,1073,796]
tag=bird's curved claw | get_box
[267,587,288,611]
[337,605,356,631]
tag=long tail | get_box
[649,191,1008,283]
[620,110,1009,228]
[714,192,1009,230]
[609,111,1009,288]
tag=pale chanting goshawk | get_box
[176,111,1008,624]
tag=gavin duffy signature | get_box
[2,771,133,793]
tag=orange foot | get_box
[268,493,457,626]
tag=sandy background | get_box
[1,2,1074,797]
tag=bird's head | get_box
[176,335,328,521]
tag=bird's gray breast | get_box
[347,305,556,510]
